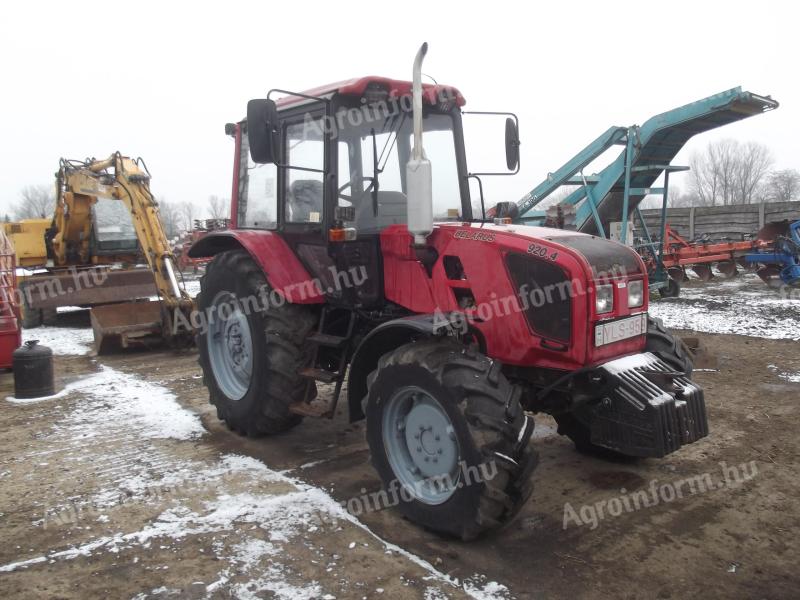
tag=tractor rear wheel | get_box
[197,250,317,436]
[555,316,693,459]
[365,339,536,540]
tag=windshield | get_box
[92,198,138,243]
[336,108,463,233]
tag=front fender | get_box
[347,315,444,422]
[189,231,324,304]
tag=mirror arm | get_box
[461,110,521,176]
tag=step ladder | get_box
[289,307,356,419]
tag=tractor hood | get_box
[434,222,645,281]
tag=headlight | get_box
[628,280,644,308]
[595,284,613,314]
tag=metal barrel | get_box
[13,340,55,399]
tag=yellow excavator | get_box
[20,153,194,352]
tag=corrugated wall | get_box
[639,201,800,240]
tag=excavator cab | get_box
[89,198,141,258]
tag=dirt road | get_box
[1,283,799,598]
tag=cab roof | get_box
[275,76,466,109]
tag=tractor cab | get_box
[227,75,517,307]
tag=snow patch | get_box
[649,275,800,340]
[22,326,94,356]
[53,365,205,440]
[767,364,800,383]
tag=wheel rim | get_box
[382,386,461,505]
[207,291,253,401]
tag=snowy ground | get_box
[3,276,800,598]
[1,328,511,599]
[21,326,94,356]
[649,273,800,340]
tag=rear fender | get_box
[189,231,324,304]
[347,315,445,422]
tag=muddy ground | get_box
[1,282,799,599]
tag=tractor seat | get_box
[289,179,323,222]
[356,190,408,232]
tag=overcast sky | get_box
[0,1,795,219]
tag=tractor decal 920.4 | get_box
[527,243,558,261]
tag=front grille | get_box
[505,253,572,343]
[591,353,708,457]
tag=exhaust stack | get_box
[406,42,433,246]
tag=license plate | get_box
[595,313,647,347]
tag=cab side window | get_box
[285,119,325,223]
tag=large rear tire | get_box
[197,250,317,436]
[365,339,536,540]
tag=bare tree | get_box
[157,198,182,239]
[690,139,773,205]
[666,184,698,208]
[734,141,773,204]
[179,201,196,231]
[765,168,800,203]
[207,195,229,219]
[12,185,56,220]
[690,139,737,206]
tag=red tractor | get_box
[189,45,706,539]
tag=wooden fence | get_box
[638,201,800,240]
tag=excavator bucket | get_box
[90,300,165,354]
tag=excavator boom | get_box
[53,153,194,352]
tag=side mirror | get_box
[246,99,280,164]
[505,117,520,171]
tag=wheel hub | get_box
[382,386,461,504]
[207,292,253,401]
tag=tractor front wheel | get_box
[645,315,693,375]
[197,250,317,436]
[365,339,536,540]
